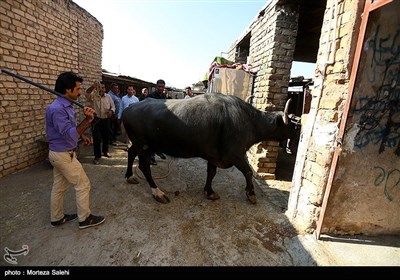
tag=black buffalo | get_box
[122,93,292,204]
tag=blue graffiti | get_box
[374,167,400,204]
[352,25,400,156]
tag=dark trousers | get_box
[110,117,120,143]
[92,118,111,158]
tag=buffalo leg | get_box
[125,146,140,184]
[204,162,220,200]
[138,151,170,204]
[138,151,157,188]
[234,158,257,204]
[125,145,137,179]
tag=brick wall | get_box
[227,0,298,179]
[287,0,364,232]
[0,0,103,178]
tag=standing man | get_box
[107,83,121,145]
[46,71,105,229]
[184,86,193,99]
[85,81,115,164]
[149,79,167,99]
[119,86,139,149]
[148,79,168,164]
[119,86,139,118]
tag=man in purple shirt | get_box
[46,71,105,229]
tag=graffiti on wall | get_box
[374,166,400,204]
[352,25,400,156]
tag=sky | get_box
[73,0,316,89]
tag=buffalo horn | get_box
[245,95,253,103]
[283,98,292,125]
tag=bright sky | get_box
[73,0,315,89]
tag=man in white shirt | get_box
[85,81,115,164]
[184,86,193,99]
[119,86,139,149]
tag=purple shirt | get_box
[45,97,80,152]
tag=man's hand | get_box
[81,134,92,146]
[93,81,100,90]
[83,106,95,123]
[77,107,95,136]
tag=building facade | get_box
[227,0,399,235]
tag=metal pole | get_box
[1,68,84,108]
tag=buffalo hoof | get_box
[152,194,170,204]
[246,194,257,204]
[126,176,139,184]
[206,192,220,201]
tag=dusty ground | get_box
[1,140,399,267]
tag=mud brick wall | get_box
[0,0,103,177]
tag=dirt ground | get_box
[1,139,399,267]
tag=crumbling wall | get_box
[287,0,400,235]
[321,1,400,235]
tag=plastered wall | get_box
[321,1,400,235]
[288,0,399,235]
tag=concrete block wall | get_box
[287,0,364,232]
[0,0,103,178]
[227,0,298,179]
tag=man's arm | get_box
[85,81,98,100]
[76,107,95,135]
[76,118,92,136]
[118,96,126,119]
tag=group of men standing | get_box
[85,79,170,165]
[45,73,172,230]
[45,72,196,231]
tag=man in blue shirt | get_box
[119,86,139,149]
[45,71,105,229]
[107,83,122,144]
